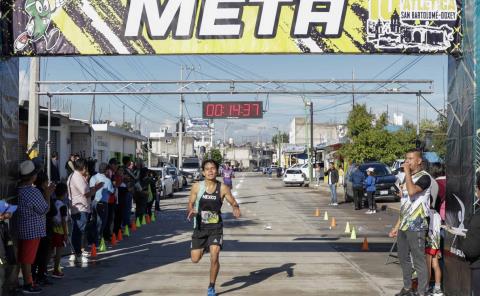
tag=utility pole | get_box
[352,68,355,107]
[417,91,421,137]
[309,101,314,183]
[178,65,185,169]
[28,57,40,158]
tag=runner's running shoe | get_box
[22,284,42,294]
[207,287,216,296]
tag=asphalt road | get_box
[42,173,403,296]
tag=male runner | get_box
[221,163,235,189]
[187,159,241,296]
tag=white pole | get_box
[47,94,52,181]
[178,66,184,169]
[28,57,40,156]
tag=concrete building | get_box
[92,123,147,165]
[224,144,274,170]
[19,103,92,179]
[149,129,195,167]
[289,117,346,146]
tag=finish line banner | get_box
[5,0,461,55]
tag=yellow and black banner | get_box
[4,0,462,55]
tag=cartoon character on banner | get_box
[14,0,65,52]
[442,194,468,257]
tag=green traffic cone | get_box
[99,238,107,252]
[151,213,156,222]
[141,215,147,225]
[124,225,130,237]
[136,217,141,228]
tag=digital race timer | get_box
[202,101,263,119]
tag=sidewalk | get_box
[312,182,401,213]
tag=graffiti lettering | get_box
[124,0,347,39]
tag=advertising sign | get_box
[3,0,462,55]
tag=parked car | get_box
[391,159,405,173]
[283,169,306,186]
[181,157,201,181]
[148,167,174,198]
[288,163,315,181]
[344,162,399,203]
[166,166,187,191]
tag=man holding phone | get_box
[389,149,432,296]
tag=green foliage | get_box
[209,148,223,165]
[272,132,289,145]
[421,115,447,159]
[346,104,374,138]
[340,104,416,164]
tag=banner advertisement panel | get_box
[3,0,462,56]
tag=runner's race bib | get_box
[201,211,220,224]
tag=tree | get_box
[339,105,416,164]
[272,132,289,145]
[209,148,223,165]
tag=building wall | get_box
[289,118,342,146]
[71,132,91,158]
[151,136,195,157]
[225,147,252,169]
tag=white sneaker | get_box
[75,255,89,264]
[365,210,372,214]
[371,210,376,214]
[332,203,339,206]
[68,254,76,262]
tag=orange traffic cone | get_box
[117,229,123,241]
[361,237,369,251]
[90,243,97,258]
[146,214,151,224]
[111,233,117,246]
[315,208,320,217]
[131,221,137,232]
[330,217,337,228]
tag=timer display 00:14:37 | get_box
[202,102,263,119]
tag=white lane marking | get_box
[82,0,130,54]
[235,184,241,189]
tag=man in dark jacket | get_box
[349,164,366,210]
[325,163,339,206]
[459,174,480,295]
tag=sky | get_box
[18,55,448,144]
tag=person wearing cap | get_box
[67,158,103,265]
[364,168,377,214]
[16,160,54,294]
[0,200,17,295]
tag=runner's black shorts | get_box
[191,227,223,251]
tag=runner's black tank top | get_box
[197,181,223,230]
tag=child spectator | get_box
[50,183,68,279]
[16,160,53,294]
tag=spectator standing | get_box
[65,154,75,177]
[104,158,118,241]
[122,157,135,228]
[349,164,365,210]
[89,163,114,247]
[456,172,480,296]
[315,164,321,186]
[16,160,54,294]
[338,165,345,186]
[0,201,17,296]
[325,163,339,206]
[389,149,432,296]
[49,183,68,279]
[32,172,55,286]
[364,168,377,214]
[67,159,103,264]
[133,168,149,219]
[50,152,60,183]
[113,167,126,235]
